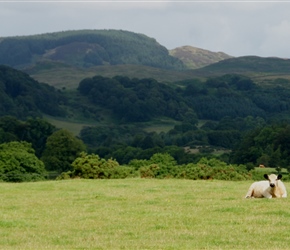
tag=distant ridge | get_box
[169,45,233,69]
[194,56,290,75]
[0,29,185,70]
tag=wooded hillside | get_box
[0,65,65,119]
[0,30,185,70]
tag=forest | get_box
[1,63,290,182]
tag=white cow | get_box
[245,174,287,198]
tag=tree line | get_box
[1,115,290,182]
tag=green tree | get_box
[41,129,86,172]
[0,115,23,136]
[0,141,47,182]
[19,118,56,157]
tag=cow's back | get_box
[246,180,269,198]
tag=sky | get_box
[0,1,290,58]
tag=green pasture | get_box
[1,179,290,249]
[29,63,201,90]
[43,116,93,136]
[45,115,179,136]
[141,117,180,133]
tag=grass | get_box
[27,63,202,90]
[141,117,180,133]
[1,179,290,249]
[44,115,179,136]
[44,119,85,136]
[43,115,95,136]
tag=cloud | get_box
[0,1,290,58]
[258,20,290,58]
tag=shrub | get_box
[138,153,180,178]
[128,159,148,170]
[177,158,250,181]
[177,163,210,180]
[58,152,137,179]
[139,164,159,178]
[139,163,180,179]
[0,141,47,182]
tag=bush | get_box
[138,153,180,178]
[177,163,210,180]
[139,163,180,179]
[139,164,159,178]
[177,158,250,181]
[109,166,138,179]
[58,152,137,179]
[0,141,47,182]
[128,159,149,170]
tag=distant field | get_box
[27,63,202,89]
[29,66,96,89]
[43,115,96,135]
[45,115,179,136]
[141,117,180,133]
[1,179,290,249]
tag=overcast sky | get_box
[1,1,290,58]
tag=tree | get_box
[41,129,86,172]
[18,118,56,157]
[0,141,47,182]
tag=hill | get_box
[190,56,290,86]
[0,29,185,70]
[195,56,290,75]
[0,65,65,119]
[169,45,233,69]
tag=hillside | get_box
[169,45,233,69]
[195,56,290,74]
[0,29,185,70]
[26,49,290,90]
[0,65,65,119]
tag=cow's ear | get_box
[264,174,269,180]
[277,174,282,180]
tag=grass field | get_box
[44,115,179,136]
[28,64,200,90]
[1,179,290,249]
[43,115,97,136]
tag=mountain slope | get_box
[169,45,233,69]
[194,56,290,75]
[0,29,185,70]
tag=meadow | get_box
[1,178,290,249]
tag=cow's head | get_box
[264,174,282,188]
